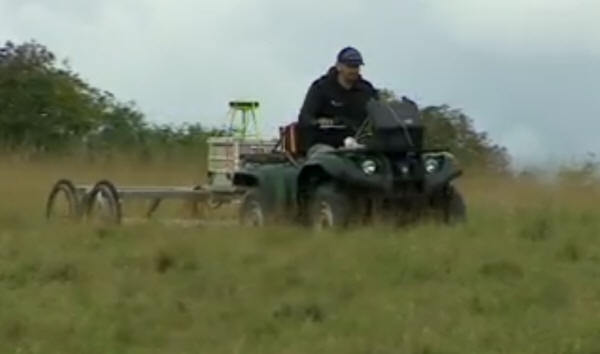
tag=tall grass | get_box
[1,155,600,353]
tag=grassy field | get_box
[1,155,600,353]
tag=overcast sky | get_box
[2,0,599,167]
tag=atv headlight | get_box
[361,159,377,175]
[424,157,440,174]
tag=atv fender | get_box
[232,164,299,216]
[232,171,260,188]
[297,152,392,192]
[423,152,463,193]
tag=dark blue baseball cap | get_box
[337,46,364,67]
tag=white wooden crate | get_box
[207,137,278,176]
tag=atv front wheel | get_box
[308,183,350,231]
[433,185,466,225]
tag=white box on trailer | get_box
[207,136,278,186]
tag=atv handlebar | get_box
[317,124,348,130]
[312,117,350,130]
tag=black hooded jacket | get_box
[297,66,379,152]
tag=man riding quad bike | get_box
[232,48,466,229]
[233,97,466,229]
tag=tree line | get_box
[0,39,511,171]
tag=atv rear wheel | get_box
[308,183,350,231]
[239,190,265,227]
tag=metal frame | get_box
[227,100,261,139]
[45,100,277,226]
[46,178,247,225]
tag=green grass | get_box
[2,157,600,353]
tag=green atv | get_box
[233,97,466,229]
